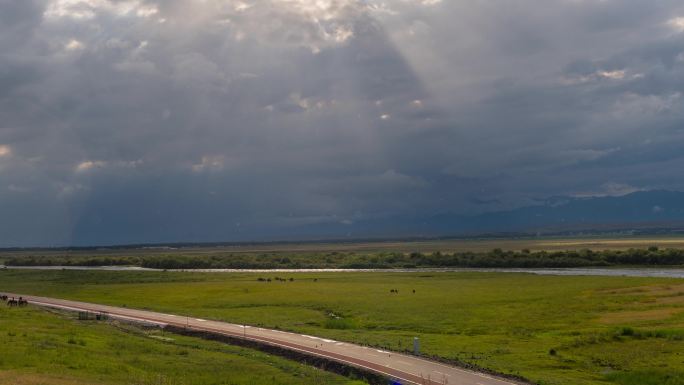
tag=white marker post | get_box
[413,337,420,355]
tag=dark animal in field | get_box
[18,297,28,306]
[0,295,7,301]
[7,298,18,307]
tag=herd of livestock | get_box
[1,294,28,307]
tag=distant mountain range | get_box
[428,189,684,236]
[6,190,684,250]
[298,190,684,239]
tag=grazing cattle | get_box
[0,295,7,301]
[18,297,28,307]
[7,298,18,307]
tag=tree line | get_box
[5,246,684,269]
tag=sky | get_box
[1,0,684,246]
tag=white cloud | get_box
[234,2,253,12]
[668,17,684,32]
[45,0,159,20]
[415,0,443,5]
[334,26,354,42]
[224,0,365,50]
[0,145,11,157]
[75,160,141,173]
[598,70,626,80]
[44,0,96,19]
[562,69,642,85]
[75,160,106,172]
[287,93,334,111]
[275,0,358,20]
[290,93,311,110]
[192,155,226,173]
[64,39,84,51]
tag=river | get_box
[2,265,684,278]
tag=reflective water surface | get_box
[2,265,684,278]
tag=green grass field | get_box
[1,269,684,385]
[0,302,366,385]
[4,235,684,262]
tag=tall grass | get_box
[605,371,684,385]
[1,269,683,385]
[0,304,365,385]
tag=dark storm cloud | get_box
[2,0,684,245]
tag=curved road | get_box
[8,293,523,385]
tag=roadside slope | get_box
[7,293,524,385]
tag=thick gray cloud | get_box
[2,0,684,245]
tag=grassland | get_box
[1,269,684,385]
[4,237,684,269]
[4,235,684,261]
[10,248,684,269]
[0,301,366,385]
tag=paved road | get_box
[7,293,522,385]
